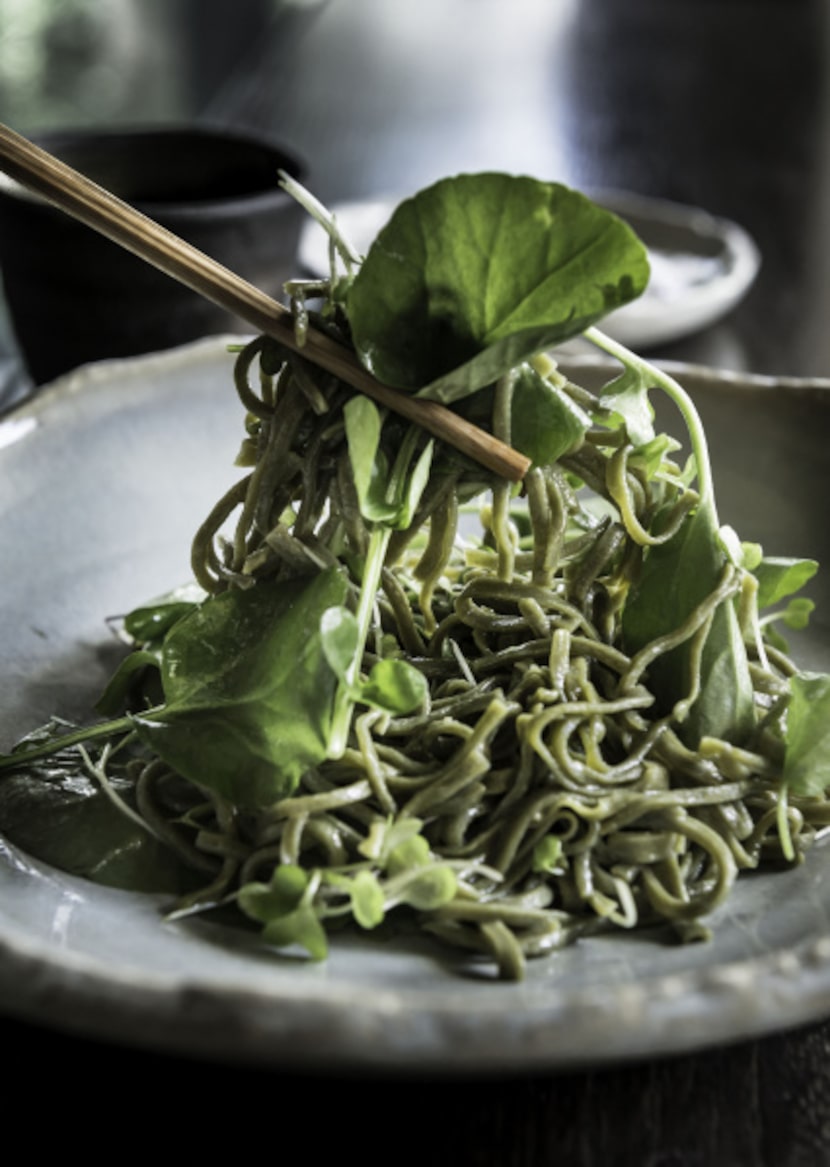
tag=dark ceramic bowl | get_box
[0,124,305,384]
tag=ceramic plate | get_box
[297,191,761,349]
[1,338,829,1073]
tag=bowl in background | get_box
[0,124,305,385]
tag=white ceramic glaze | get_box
[0,338,828,1072]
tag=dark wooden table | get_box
[3,2,830,1161]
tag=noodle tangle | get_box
[135,336,821,980]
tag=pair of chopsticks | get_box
[0,123,529,482]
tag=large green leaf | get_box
[346,173,649,399]
[783,672,830,796]
[753,557,818,609]
[135,568,348,807]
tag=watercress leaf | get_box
[532,835,563,874]
[629,434,682,482]
[385,817,426,849]
[262,905,329,960]
[782,672,830,796]
[598,364,655,447]
[350,870,385,929]
[271,863,309,900]
[359,489,401,528]
[741,542,764,571]
[359,658,428,715]
[239,866,328,960]
[393,438,434,529]
[237,880,279,921]
[238,864,309,922]
[123,584,204,643]
[343,395,401,524]
[397,865,458,911]
[344,397,434,530]
[753,557,818,609]
[357,816,425,863]
[95,650,161,717]
[509,363,591,468]
[622,504,755,746]
[386,832,431,875]
[759,596,816,654]
[124,602,197,643]
[717,525,744,569]
[782,597,815,630]
[320,605,359,678]
[346,174,649,397]
[343,394,380,505]
[134,568,348,808]
[235,435,259,468]
[0,751,197,894]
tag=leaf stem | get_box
[278,169,361,272]
[0,714,135,773]
[328,525,393,756]
[584,326,717,518]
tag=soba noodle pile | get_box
[124,332,823,980]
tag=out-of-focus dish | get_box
[0,338,828,1072]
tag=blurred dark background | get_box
[1,0,829,389]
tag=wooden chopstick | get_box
[0,123,530,481]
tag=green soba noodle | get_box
[126,334,820,980]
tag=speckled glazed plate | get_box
[0,337,829,1073]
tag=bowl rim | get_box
[0,121,307,219]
